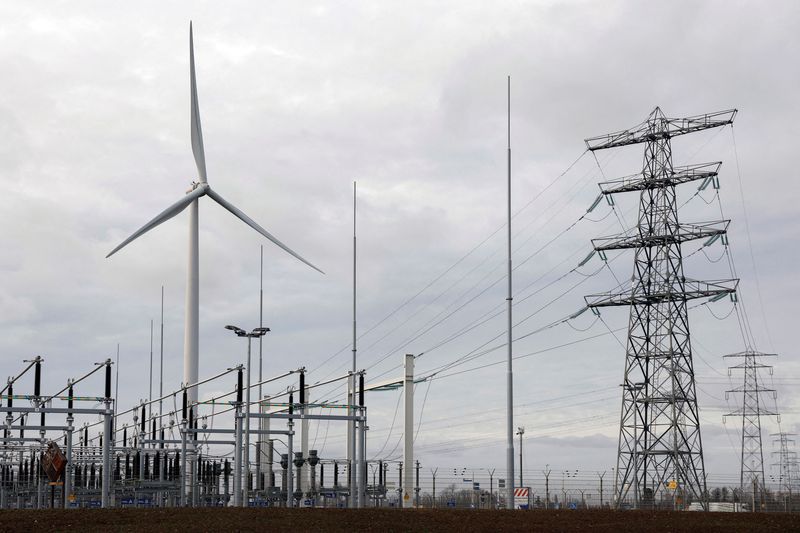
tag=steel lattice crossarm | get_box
[597,162,722,194]
[724,350,780,423]
[591,220,729,251]
[584,108,737,151]
[725,406,779,417]
[723,351,778,360]
[585,278,738,308]
[724,351,778,372]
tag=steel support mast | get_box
[505,75,515,510]
[584,108,739,510]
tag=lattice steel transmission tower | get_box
[772,432,798,511]
[583,107,739,510]
[724,351,778,511]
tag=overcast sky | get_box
[1,1,799,493]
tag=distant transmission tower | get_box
[724,351,778,511]
[772,432,798,511]
[584,107,738,510]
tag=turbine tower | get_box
[583,108,738,510]
[107,23,322,407]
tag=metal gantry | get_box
[584,107,738,510]
[1,357,114,509]
[0,352,371,510]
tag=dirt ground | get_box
[0,508,798,532]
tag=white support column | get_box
[301,386,310,495]
[403,353,414,508]
[358,409,367,508]
[64,417,73,509]
[184,199,199,500]
[233,409,242,507]
[347,375,356,507]
[259,395,271,488]
[101,402,112,508]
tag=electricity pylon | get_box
[724,351,778,511]
[772,432,798,511]
[583,107,738,510]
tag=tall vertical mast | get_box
[149,319,154,421]
[159,286,164,421]
[259,245,264,406]
[349,181,358,506]
[505,75,515,509]
[114,343,120,415]
[353,181,357,379]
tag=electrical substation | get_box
[1,105,794,515]
[1,7,798,529]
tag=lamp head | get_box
[225,325,245,336]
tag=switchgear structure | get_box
[584,108,739,510]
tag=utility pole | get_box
[598,471,606,508]
[414,460,421,508]
[725,350,778,512]
[489,468,495,510]
[516,427,525,488]
[584,108,738,510]
[431,468,438,508]
[543,465,551,510]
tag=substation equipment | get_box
[0,357,378,509]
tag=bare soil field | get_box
[0,508,798,532]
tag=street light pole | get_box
[226,325,270,508]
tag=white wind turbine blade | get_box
[189,22,207,183]
[206,187,324,274]
[106,185,208,258]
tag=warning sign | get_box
[667,480,677,490]
[403,492,410,501]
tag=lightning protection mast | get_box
[504,75,515,510]
[584,107,739,511]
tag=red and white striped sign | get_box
[514,487,529,498]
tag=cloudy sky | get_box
[1,0,798,494]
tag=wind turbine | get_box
[107,23,323,407]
